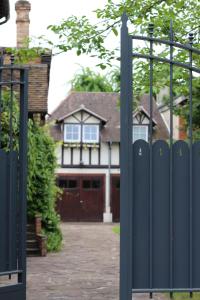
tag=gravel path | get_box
[27,223,167,300]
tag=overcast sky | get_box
[0,0,116,112]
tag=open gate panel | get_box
[0,56,28,300]
[120,12,200,300]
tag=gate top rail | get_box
[131,35,200,55]
[132,53,200,74]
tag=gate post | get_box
[120,13,133,300]
[18,68,28,295]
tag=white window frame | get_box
[64,124,81,143]
[133,125,148,143]
[82,124,99,143]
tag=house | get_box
[49,92,169,223]
[1,0,51,122]
[0,0,52,257]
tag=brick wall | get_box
[28,64,48,113]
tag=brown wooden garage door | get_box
[57,175,105,222]
[111,175,120,222]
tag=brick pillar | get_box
[15,0,31,48]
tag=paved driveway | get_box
[27,223,166,300]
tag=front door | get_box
[57,175,104,221]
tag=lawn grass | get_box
[172,293,200,300]
[112,225,120,235]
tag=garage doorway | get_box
[57,175,105,221]
[111,175,120,222]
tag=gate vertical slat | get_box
[188,33,194,295]
[120,13,133,300]
[18,69,28,290]
[192,142,200,288]
[10,151,18,270]
[169,20,174,298]
[0,150,8,272]
[148,23,154,298]
[133,141,150,289]
[152,141,170,289]
[8,60,14,274]
[173,141,190,288]
[0,54,2,148]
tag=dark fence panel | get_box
[152,140,170,289]
[173,141,189,288]
[192,142,200,288]
[133,140,150,289]
[132,140,198,290]
[0,149,8,272]
[10,151,18,271]
[0,286,26,300]
[0,150,18,273]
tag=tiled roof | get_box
[49,92,169,142]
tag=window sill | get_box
[63,142,100,148]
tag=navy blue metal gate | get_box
[0,53,28,300]
[120,13,200,300]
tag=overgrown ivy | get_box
[27,120,62,252]
[1,90,62,252]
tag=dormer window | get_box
[83,125,99,143]
[64,124,81,142]
[133,125,148,143]
[64,124,99,143]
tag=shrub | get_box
[2,91,62,251]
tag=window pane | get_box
[58,179,67,188]
[65,124,80,142]
[115,180,120,189]
[83,180,91,189]
[92,180,101,189]
[133,125,148,143]
[68,180,77,189]
[83,125,99,143]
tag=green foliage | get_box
[0,90,19,151]
[71,67,120,92]
[46,0,200,128]
[1,91,62,251]
[47,0,200,69]
[175,77,200,141]
[6,37,50,64]
[27,121,62,251]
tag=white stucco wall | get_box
[161,110,179,140]
[60,141,120,167]
[55,145,62,165]
[111,143,120,165]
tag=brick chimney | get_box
[15,0,31,48]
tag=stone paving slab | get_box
[27,223,167,300]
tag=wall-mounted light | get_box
[0,0,10,25]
